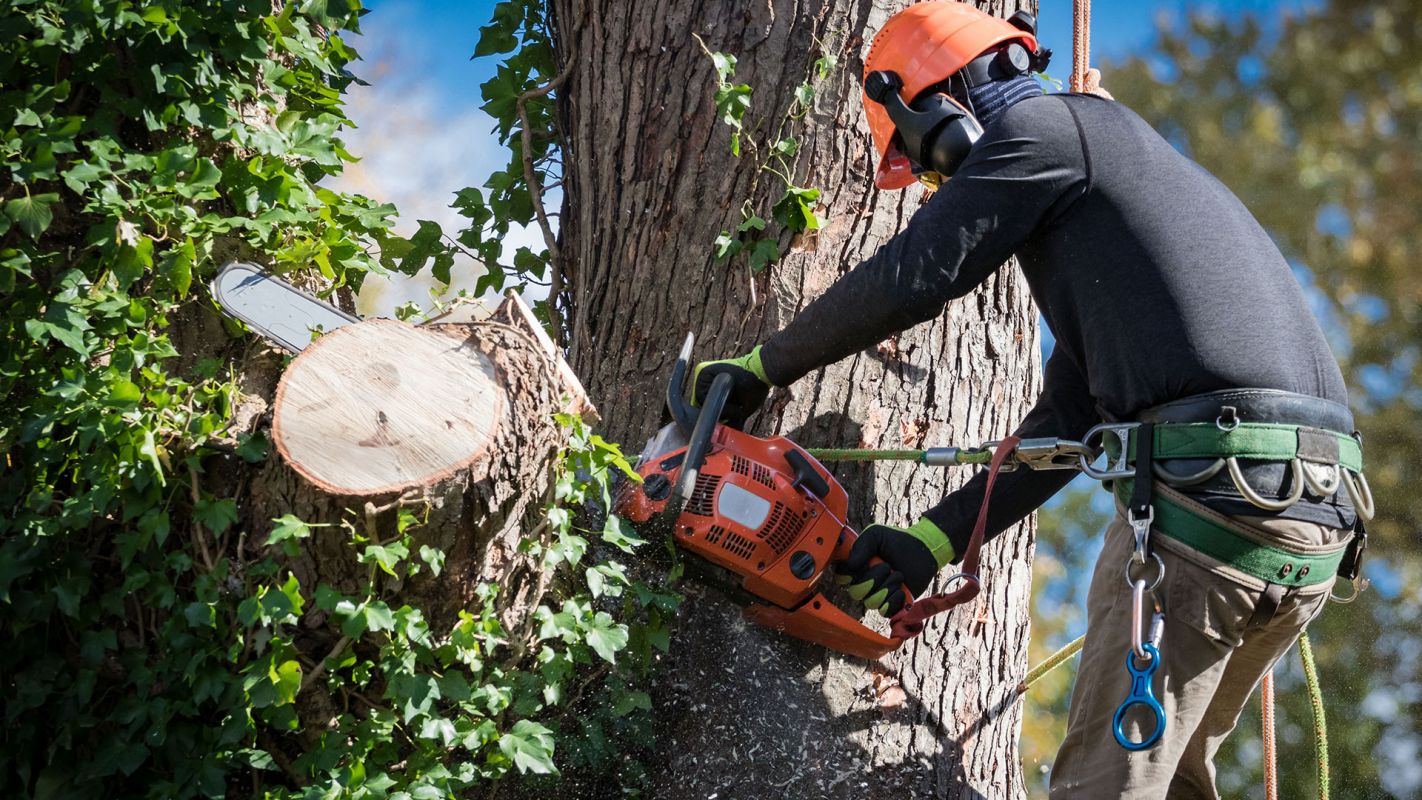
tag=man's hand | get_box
[691,346,771,428]
[836,518,955,616]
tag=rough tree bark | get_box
[554,2,1043,797]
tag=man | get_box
[692,3,1368,798]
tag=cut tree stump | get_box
[272,318,506,496]
[249,307,592,633]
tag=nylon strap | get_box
[1113,480,1346,587]
[889,435,1021,641]
[1123,423,1363,472]
[1128,421,1155,542]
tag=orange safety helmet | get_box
[863,2,1041,189]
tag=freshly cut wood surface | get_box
[272,318,503,495]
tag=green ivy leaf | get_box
[193,496,238,536]
[748,238,781,273]
[270,659,302,705]
[419,545,446,577]
[712,231,742,261]
[584,612,629,664]
[498,720,557,775]
[4,194,58,239]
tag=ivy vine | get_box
[0,1,668,797]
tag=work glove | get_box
[835,518,955,616]
[691,346,772,429]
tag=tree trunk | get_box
[554,2,1042,797]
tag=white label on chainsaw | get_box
[716,483,771,531]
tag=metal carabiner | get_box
[1129,578,1148,660]
[1113,641,1167,751]
[1015,437,1098,471]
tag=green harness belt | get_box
[1120,422,1363,473]
[1106,421,1362,588]
[1112,480,1345,588]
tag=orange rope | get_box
[1072,0,1091,92]
[1262,670,1279,800]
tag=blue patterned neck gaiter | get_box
[965,74,1044,127]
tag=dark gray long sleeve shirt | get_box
[758,93,1350,556]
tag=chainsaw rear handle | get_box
[831,528,916,619]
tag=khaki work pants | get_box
[1049,487,1347,799]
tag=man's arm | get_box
[923,347,1099,558]
[758,96,1086,385]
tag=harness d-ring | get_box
[1227,457,1306,511]
[1153,457,1226,487]
[1114,642,1167,750]
[1329,576,1367,604]
[1341,469,1376,521]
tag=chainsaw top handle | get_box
[671,334,735,505]
[666,332,701,434]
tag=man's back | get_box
[1009,93,1349,419]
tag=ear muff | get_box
[865,70,984,179]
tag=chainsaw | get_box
[614,334,1001,660]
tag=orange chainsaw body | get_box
[618,423,900,660]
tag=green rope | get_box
[805,447,995,465]
[1298,631,1330,800]
[1017,633,1086,694]
[806,448,926,462]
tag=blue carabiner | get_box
[1113,642,1166,751]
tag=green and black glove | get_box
[836,518,955,616]
[691,346,772,429]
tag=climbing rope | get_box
[1262,671,1279,800]
[1017,633,1086,694]
[1299,632,1331,800]
[1071,0,1092,92]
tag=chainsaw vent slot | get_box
[760,501,804,555]
[685,473,721,516]
[720,530,757,560]
[731,456,777,489]
[706,525,727,544]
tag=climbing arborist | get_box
[692,2,1370,797]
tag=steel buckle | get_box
[1014,437,1097,471]
[1080,422,1140,480]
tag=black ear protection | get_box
[865,70,984,179]
[866,10,1052,180]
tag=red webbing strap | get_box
[890,435,1022,641]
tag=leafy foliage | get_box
[0,1,670,796]
[698,39,835,274]
[450,0,562,313]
